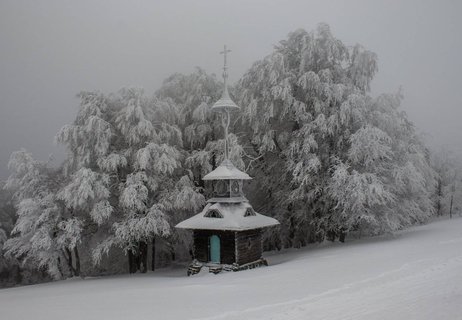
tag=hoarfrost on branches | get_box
[3,24,458,281]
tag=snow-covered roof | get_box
[211,87,240,112]
[207,196,248,203]
[203,159,251,180]
[175,202,279,231]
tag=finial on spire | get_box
[212,45,240,160]
[212,45,239,112]
[220,45,232,87]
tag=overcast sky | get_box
[1,0,461,179]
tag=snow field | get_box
[1,217,461,320]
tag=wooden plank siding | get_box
[235,229,262,265]
[193,230,236,264]
[193,229,263,266]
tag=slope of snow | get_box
[1,217,462,320]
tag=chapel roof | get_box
[175,202,279,231]
[211,86,240,112]
[203,159,252,180]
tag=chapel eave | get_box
[175,202,280,231]
[202,159,252,180]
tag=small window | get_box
[244,207,256,217]
[216,180,228,195]
[231,180,240,194]
[204,209,223,218]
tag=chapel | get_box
[175,46,279,275]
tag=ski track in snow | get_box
[196,255,462,320]
[1,217,462,320]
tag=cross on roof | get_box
[220,45,231,70]
[220,45,231,81]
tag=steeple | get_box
[203,45,250,202]
[175,47,279,275]
[211,45,240,112]
[211,45,239,160]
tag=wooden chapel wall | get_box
[235,229,262,265]
[193,230,235,264]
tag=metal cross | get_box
[220,45,231,69]
[219,45,232,160]
[220,45,231,80]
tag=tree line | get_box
[1,24,460,286]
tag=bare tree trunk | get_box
[449,194,454,219]
[127,242,149,273]
[326,229,336,242]
[128,250,136,274]
[65,248,73,273]
[140,241,148,273]
[339,228,346,243]
[63,248,77,276]
[436,178,443,216]
[170,242,176,262]
[135,244,141,271]
[57,256,64,278]
[151,237,156,271]
[73,247,80,277]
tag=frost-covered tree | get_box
[371,93,436,228]
[3,24,444,283]
[431,150,462,218]
[3,150,81,279]
[329,92,436,236]
[98,88,178,272]
[157,68,245,180]
[237,24,435,246]
[56,91,112,173]
[57,88,204,273]
[0,185,32,287]
[56,91,114,275]
[237,25,375,245]
[0,219,9,280]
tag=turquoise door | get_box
[209,235,221,263]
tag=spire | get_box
[211,45,240,112]
[211,45,240,160]
[221,45,231,90]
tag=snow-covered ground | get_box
[1,217,462,320]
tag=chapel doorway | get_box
[209,235,221,263]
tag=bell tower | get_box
[175,46,279,275]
